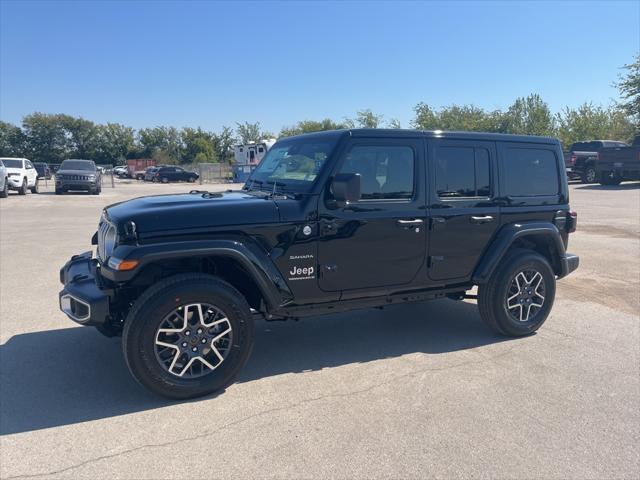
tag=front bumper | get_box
[59,251,111,327]
[56,180,98,191]
[7,176,23,187]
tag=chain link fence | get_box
[187,163,234,184]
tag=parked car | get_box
[136,166,157,181]
[151,166,199,183]
[596,135,640,185]
[143,167,160,181]
[55,159,102,195]
[0,157,39,194]
[33,162,52,180]
[0,160,7,198]
[564,140,628,183]
[59,129,579,399]
[113,166,128,177]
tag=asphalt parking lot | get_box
[1,179,638,479]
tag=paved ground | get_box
[1,180,638,479]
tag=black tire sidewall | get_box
[19,178,27,195]
[491,253,556,336]
[124,276,254,399]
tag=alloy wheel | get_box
[154,303,233,378]
[506,269,545,322]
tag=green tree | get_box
[95,123,135,165]
[138,126,183,164]
[349,109,383,128]
[235,122,263,144]
[181,127,217,163]
[387,118,402,129]
[0,121,27,157]
[22,112,70,163]
[279,118,346,137]
[556,103,633,147]
[503,94,556,136]
[59,115,99,159]
[215,126,236,163]
[615,54,640,127]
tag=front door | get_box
[318,138,427,292]
[427,139,500,281]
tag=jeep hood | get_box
[104,190,279,233]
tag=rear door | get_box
[427,139,500,281]
[317,137,427,292]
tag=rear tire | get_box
[122,274,255,399]
[188,176,197,183]
[18,178,27,195]
[161,177,169,183]
[581,165,597,184]
[478,250,555,337]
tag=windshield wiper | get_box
[243,179,265,191]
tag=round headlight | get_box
[103,224,117,259]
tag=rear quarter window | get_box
[502,147,559,196]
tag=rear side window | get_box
[503,147,559,196]
[435,146,491,198]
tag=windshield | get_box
[246,136,339,193]
[60,160,96,171]
[2,159,23,168]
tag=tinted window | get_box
[503,147,558,196]
[249,136,339,193]
[2,159,23,168]
[570,141,602,152]
[339,145,414,200]
[435,146,490,198]
[60,160,95,171]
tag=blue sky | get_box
[1,0,638,132]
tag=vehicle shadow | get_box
[0,299,507,436]
[574,182,639,190]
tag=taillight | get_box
[570,154,577,165]
[567,211,577,233]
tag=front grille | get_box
[59,174,92,181]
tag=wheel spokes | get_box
[154,303,233,379]
[506,269,546,323]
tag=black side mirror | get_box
[332,173,361,207]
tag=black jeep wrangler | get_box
[59,129,579,399]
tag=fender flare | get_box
[472,222,571,284]
[101,238,293,310]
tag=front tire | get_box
[30,178,39,194]
[18,178,27,195]
[0,179,7,198]
[478,250,556,337]
[123,274,255,399]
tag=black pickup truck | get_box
[564,140,629,183]
[596,135,640,185]
[59,129,579,399]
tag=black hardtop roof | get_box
[282,128,560,145]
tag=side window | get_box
[25,160,33,169]
[339,145,414,200]
[435,146,491,198]
[503,147,559,196]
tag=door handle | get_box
[470,215,494,224]
[397,219,424,228]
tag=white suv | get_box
[0,160,8,198]
[0,158,39,195]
